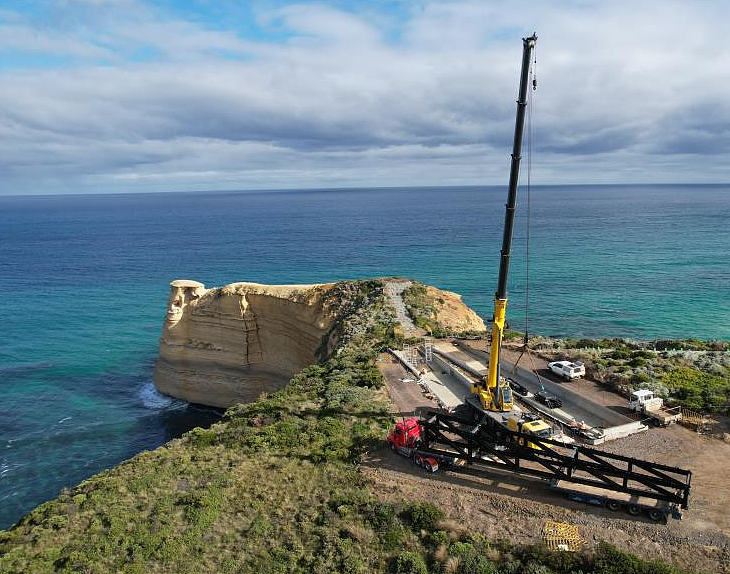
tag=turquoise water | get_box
[1,184,728,529]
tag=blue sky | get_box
[1,0,729,194]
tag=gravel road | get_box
[384,280,424,335]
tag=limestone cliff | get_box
[425,285,486,333]
[154,280,340,408]
[154,278,486,408]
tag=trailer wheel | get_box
[414,456,422,467]
[648,510,664,522]
[628,504,641,516]
[606,501,621,512]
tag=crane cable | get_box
[525,44,534,346]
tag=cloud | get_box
[0,0,729,194]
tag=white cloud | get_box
[0,0,729,194]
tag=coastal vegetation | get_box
[402,282,446,337]
[522,336,730,413]
[0,280,713,573]
[401,282,485,339]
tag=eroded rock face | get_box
[154,278,487,408]
[154,280,337,408]
[425,285,486,333]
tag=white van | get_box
[548,360,586,380]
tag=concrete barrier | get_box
[430,354,474,390]
[433,348,486,378]
[601,421,648,441]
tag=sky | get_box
[1,0,729,195]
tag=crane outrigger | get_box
[471,33,537,412]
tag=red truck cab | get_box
[387,417,422,451]
[387,418,440,472]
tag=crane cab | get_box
[471,378,514,412]
[505,414,552,449]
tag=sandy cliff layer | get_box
[425,285,486,333]
[154,279,486,408]
[154,280,338,408]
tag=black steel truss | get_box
[420,411,692,509]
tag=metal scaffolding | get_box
[423,338,433,363]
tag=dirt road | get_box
[377,353,436,417]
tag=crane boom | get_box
[472,33,536,411]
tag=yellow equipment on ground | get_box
[541,521,584,552]
[505,414,552,450]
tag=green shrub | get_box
[395,551,427,574]
[610,349,632,360]
[188,427,217,448]
[364,501,398,531]
[592,542,684,574]
[404,502,444,532]
[630,372,652,385]
[448,541,498,574]
[663,367,729,412]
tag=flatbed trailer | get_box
[644,406,682,427]
[411,410,691,521]
[551,480,675,522]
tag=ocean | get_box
[1,184,728,529]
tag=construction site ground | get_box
[372,347,730,574]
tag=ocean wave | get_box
[138,381,186,410]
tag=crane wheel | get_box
[606,501,621,512]
[628,504,641,516]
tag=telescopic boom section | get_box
[475,33,536,411]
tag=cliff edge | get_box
[154,278,486,408]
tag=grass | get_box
[0,280,714,573]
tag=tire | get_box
[648,510,664,522]
[606,500,621,512]
[390,441,396,452]
[628,504,641,516]
[415,456,422,467]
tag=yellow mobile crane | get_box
[471,33,537,412]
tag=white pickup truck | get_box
[548,360,586,380]
[628,389,682,426]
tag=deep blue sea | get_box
[1,184,728,529]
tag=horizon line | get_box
[1,182,729,199]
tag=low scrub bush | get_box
[663,367,729,412]
[395,551,428,574]
[404,502,444,533]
